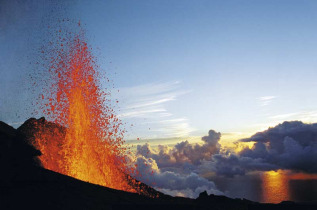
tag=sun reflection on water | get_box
[262,170,290,203]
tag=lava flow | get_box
[31,26,141,193]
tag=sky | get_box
[1,0,317,140]
[1,0,317,202]
[72,0,317,139]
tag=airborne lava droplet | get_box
[32,23,146,194]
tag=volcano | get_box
[1,19,315,210]
[1,118,316,210]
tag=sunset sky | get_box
[1,0,317,203]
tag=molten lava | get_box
[31,26,141,193]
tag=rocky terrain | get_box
[0,118,316,210]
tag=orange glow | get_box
[261,170,317,203]
[261,170,290,203]
[235,141,256,153]
[218,132,255,153]
[288,172,317,180]
[31,27,146,194]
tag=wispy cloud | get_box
[145,118,195,137]
[269,110,317,122]
[113,81,194,138]
[269,112,300,120]
[257,96,277,106]
[125,97,175,110]
[244,110,317,133]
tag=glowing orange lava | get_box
[31,26,142,193]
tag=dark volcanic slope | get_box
[0,118,316,210]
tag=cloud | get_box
[210,121,317,177]
[257,96,277,106]
[136,130,221,168]
[115,81,187,119]
[207,153,279,178]
[145,118,195,137]
[119,108,167,118]
[132,130,223,198]
[133,122,317,197]
[134,156,223,198]
[113,81,194,138]
[269,111,317,122]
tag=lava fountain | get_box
[30,25,142,193]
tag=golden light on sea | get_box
[262,170,290,203]
[261,170,317,203]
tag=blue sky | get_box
[1,0,317,140]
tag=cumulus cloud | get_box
[133,121,317,197]
[209,121,317,177]
[137,130,221,168]
[134,156,222,198]
[132,130,223,198]
[207,153,279,177]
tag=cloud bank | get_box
[136,130,220,167]
[134,155,222,198]
[132,130,223,198]
[210,121,317,177]
[132,121,317,197]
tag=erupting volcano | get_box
[28,25,142,193]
